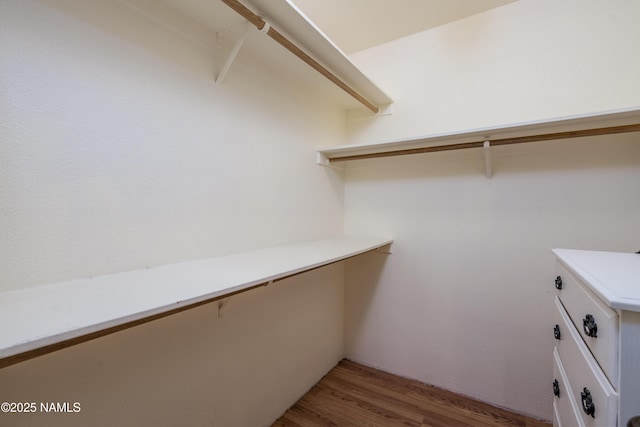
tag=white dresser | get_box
[552,249,640,427]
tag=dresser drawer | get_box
[553,347,584,427]
[555,261,618,387]
[552,401,564,427]
[554,296,618,427]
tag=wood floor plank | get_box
[337,360,534,426]
[300,387,418,427]
[329,363,517,426]
[284,405,339,427]
[320,372,485,427]
[318,376,424,423]
[273,360,551,427]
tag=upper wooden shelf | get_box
[127,0,393,111]
[317,107,640,164]
[0,236,392,369]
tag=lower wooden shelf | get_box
[0,236,392,369]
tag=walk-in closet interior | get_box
[2,0,639,425]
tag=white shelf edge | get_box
[553,248,640,312]
[271,0,394,107]
[0,236,392,364]
[318,106,640,159]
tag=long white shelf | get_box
[317,107,640,163]
[0,236,392,368]
[245,0,394,108]
[129,0,393,111]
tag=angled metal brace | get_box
[217,298,231,318]
[484,140,493,179]
[374,243,393,255]
[216,22,251,85]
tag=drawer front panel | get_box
[552,400,561,427]
[553,347,585,427]
[554,297,618,427]
[555,261,618,387]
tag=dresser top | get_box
[553,249,640,312]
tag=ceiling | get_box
[290,0,517,54]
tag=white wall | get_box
[0,0,346,293]
[347,0,640,144]
[0,0,345,425]
[343,0,640,421]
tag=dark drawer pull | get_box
[581,387,595,417]
[553,324,561,340]
[555,276,563,290]
[583,314,598,338]
[553,379,560,397]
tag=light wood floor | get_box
[273,359,551,427]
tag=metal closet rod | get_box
[219,0,380,113]
[328,123,640,163]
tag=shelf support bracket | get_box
[484,140,492,179]
[316,152,345,171]
[217,298,231,318]
[316,152,330,167]
[216,22,251,85]
[374,243,393,255]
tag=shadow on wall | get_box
[344,250,390,356]
[34,0,217,76]
[32,0,312,111]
